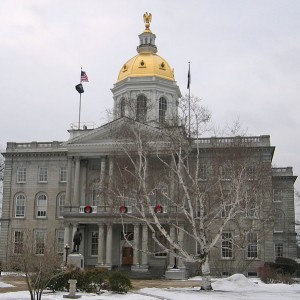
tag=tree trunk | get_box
[201,258,212,290]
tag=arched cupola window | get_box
[159,97,167,123]
[120,97,126,117]
[136,95,147,122]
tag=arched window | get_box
[120,97,126,117]
[136,95,147,122]
[15,193,26,217]
[58,193,66,218]
[159,97,167,123]
[36,193,47,218]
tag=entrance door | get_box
[122,247,133,265]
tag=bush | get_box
[275,257,298,275]
[83,268,110,293]
[258,260,297,284]
[48,268,84,292]
[47,268,127,294]
[109,272,132,294]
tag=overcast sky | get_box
[0,0,299,191]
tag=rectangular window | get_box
[154,231,167,257]
[220,165,231,181]
[59,167,67,182]
[273,190,283,202]
[247,232,258,259]
[39,167,48,182]
[15,194,26,217]
[17,167,27,183]
[245,192,257,218]
[221,232,233,259]
[13,231,24,254]
[35,230,46,255]
[91,231,98,256]
[198,164,207,181]
[246,165,255,180]
[56,230,64,254]
[92,183,102,206]
[275,243,283,258]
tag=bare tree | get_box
[8,230,64,300]
[102,95,272,289]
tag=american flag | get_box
[81,71,89,82]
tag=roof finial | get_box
[143,12,152,31]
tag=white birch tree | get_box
[106,95,272,288]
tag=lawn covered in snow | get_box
[1,274,300,299]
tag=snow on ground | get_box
[0,282,14,288]
[1,274,300,300]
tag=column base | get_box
[102,264,112,270]
[131,264,149,272]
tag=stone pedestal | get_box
[67,253,84,270]
[165,268,187,280]
[63,279,81,299]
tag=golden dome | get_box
[117,52,175,82]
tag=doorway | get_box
[122,247,133,265]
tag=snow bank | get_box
[0,281,15,288]
[212,273,258,291]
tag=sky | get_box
[1,274,300,299]
[0,0,299,192]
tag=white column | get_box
[133,224,140,266]
[105,224,113,268]
[177,226,185,268]
[108,156,114,190]
[80,160,87,206]
[100,157,106,208]
[74,157,81,207]
[65,157,73,207]
[168,226,176,269]
[100,157,106,188]
[141,224,148,267]
[97,223,105,266]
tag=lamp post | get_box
[173,248,178,269]
[64,244,70,266]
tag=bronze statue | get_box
[72,229,82,253]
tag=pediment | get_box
[65,117,163,147]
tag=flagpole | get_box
[78,67,82,130]
[188,62,191,138]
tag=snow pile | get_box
[0,281,15,288]
[212,273,258,291]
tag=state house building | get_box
[0,14,297,278]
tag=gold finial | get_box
[143,12,152,31]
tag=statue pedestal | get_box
[131,264,149,272]
[67,253,84,270]
[165,268,187,280]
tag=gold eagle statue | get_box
[143,12,152,30]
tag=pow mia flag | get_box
[75,83,84,94]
